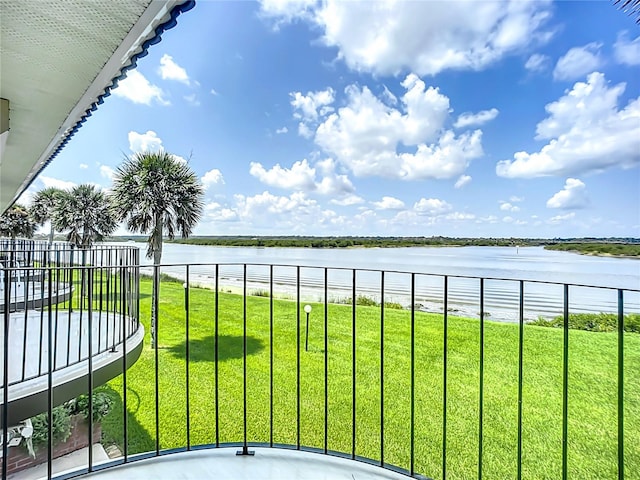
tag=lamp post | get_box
[304,304,312,351]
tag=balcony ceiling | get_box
[0,0,192,213]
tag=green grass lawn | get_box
[98,277,640,480]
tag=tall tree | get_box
[0,204,36,239]
[30,187,64,247]
[111,150,204,347]
[53,184,116,248]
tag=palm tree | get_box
[30,187,64,247]
[111,150,204,347]
[0,204,36,239]
[53,184,116,248]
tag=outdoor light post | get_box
[304,304,312,351]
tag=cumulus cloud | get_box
[454,174,472,189]
[250,159,316,191]
[99,165,116,181]
[260,0,553,76]
[454,108,499,128]
[203,202,238,222]
[509,195,524,202]
[158,54,191,85]
[39,176,76,191]
[113,70,168,106]
[553,43,603,81]
[330,194,364,206]
[546,178,589,209]
[249,158,356,197]
[525,53,550,73]
[128,130,163,152]
[201,169,225,189]
[372,196,405,210]
[276,127,288,134]
[413,198,452,216]
[184,94,200,106]
[614,31,640,66]
[549,212,575,224]
[314,74,483,180]
[500,201,520,212]
[290,88,335,128]
[496,72,640,178]
[79,163,88,169]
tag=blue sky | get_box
[24,0,640,238]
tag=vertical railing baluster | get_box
[380,271,385,467]
[88,268,94,472]
[54,252,60,370]
[443,275,448,480]
[562,284,569,480]
[154,265,160,456]
[617,289,624,480]
[324,267,328,456]
[410,273,415,476]
[269,265,274,448]
[296,266,301,450]
[21,265,29,380]
[237,264,253,456]
[352,268,356,460]
[185,265,191,451]
[47,270,53,480]
[2,270,10,480]
[517,281,524,480]
[122,265,129,463]
[478,278,485,480]
[215,264,219,448]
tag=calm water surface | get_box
[134,243,640,322]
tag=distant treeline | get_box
[164,236,639,252]
[544,242,640,257]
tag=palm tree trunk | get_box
[48,225,54,248]
[150,214,163,349]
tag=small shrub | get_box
[30,405,72,449]
[251,289,270,297]
[68,390,115,422]
[531,312,640,333]
[383,301,403,310]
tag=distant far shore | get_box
[97,235,640,258]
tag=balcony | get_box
[2,254,638,479]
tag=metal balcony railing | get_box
[2,259,638,479]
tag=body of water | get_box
[130,242,640,322]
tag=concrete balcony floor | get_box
[46,447,420,480]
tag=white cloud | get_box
[210,88,219,96]
[525,53,550,73]
[614,31,640,66]
[546,178,589,209]
[250,159,316,191]
[158,54,190,85]
[204,202,238,222]
[496,73,640,178]
[113,70,168,106]
[250,158,356,197]
[290,88,335,123]
[549,212,575,224]
[454,108,499,128]
[499,201,520,212]
[372,196,405,210]
[99,165,116,181]
[128,130,163,152]
[553,43,603,81]
[454,174,472,189]
[184,94,200,106]
[509,195,524,202]
[276,127,288,134]
[79,163,88,169]
[39,176,76,191]
[330,194,364,206]
[314,74,483,180]
[261,0,553,76]
[413,198,452,216]
[201,169,225,189]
